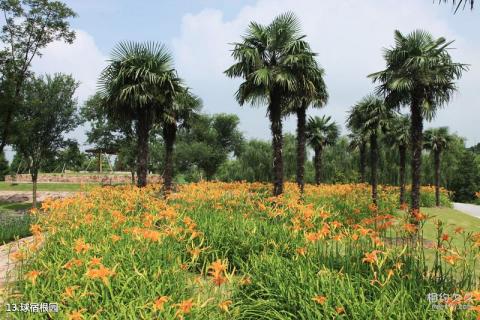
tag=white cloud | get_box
[31,29,107,150]
[172,0,480,146]
[32,29,107,103]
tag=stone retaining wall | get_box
[5,174,162,184]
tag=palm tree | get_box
[385,115,410,205]
[287,58,328,193]
[440,0,474,12]
[424,127,452,206]
[306,115,339,185]
[224,12,313,196]
[161,88,202,192]
[347,95,393,205]
[369,30,467,214]
[347,130,368,183]
[98,41,182,187]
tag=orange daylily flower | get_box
[74,238,90,254]
[153,296,169,311]
[25,270,41,285]
[86,265,115,285]
[176,299,194,314]
[67,310,84,320]
[218,300,232,312]
[312,295,327,305]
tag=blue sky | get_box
[4,0,480,161]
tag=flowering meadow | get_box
[3,183,480,319]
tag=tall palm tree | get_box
[161,88,202,192]
[440,0,474,12]
[347,95,393,205]
[306,115,339,185]
[98,41,182,187]
[224,12,313,196]
[287,59,328,193]
[385,115,410,205]
[424,127,452,206]
[369,30,467,214]
[347,130,368,183]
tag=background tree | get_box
[0,151,8,180]
[0,0,76,154]
[12,73,79,207]
[152,113,244,182]
[98,41,182,187]
[161,88,201,192]
[286,57,328,193]
[369,30,467,214]
[449,150,479,202]
[225,12,314,196]
[424,127,453,206]
[385,115,410,204]
[347,95,393,205]
[347,130,368,183]
[306,115,339,185]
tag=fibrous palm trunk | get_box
[269,95,283,196]
[434,149,441,207]
[399,144,407,205]
[136,108,151,188]
[163,122,177,193]
[296,104,307,193]
[410,98,423,214]
[370,133,378,205]
[359,143,367,183]
[31,170,38,209]
[314,146,323,185]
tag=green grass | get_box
[421,207,480,246]
[0,201,33,211]
[0,182,89,192]
[0,212,34,244]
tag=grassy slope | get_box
[421,207,480,245]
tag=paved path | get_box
[453,202,480,219]
[0,191,75,204]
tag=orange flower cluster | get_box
[208,259,228,286]
[86,264,115,285]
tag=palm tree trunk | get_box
[399,144,407,205]
[296,105,307,193]
[31,169,38,209]
[163,122,177,192]
[370,133,378,205]
[434,149,441,207]
[359,142,367,183]
[314,146,323,185]
[410,99,423,214]
[136,108,151,188]
[269,96,283,196]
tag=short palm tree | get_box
[98,41,182,187]
[306,115,339,185]
[161,88,202,192]
[424,127,452,206]
[369,30,467,213]
[347,130,368,183]
[347,95,393,205]
[385,115,410,205]
[224,12,313,196]
[287,58,328,193]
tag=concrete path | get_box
[453,202,480,219]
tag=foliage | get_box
[0,151,8,180]
[449,151,480,202]
[0,0,76,152]
[6,183,478,320]
[0,212,33,244]
[11,73,79,206]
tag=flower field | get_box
[3,183,479,319]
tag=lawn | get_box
[422,207,480,246]
[2,183,479,319]
[0,182,92,192]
